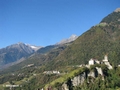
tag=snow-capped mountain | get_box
[0,42,42,67]
[0,34,77,68]
[56,34,78,45]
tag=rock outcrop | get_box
[96,67,103,76]
[62,67,104,89]
[114,8,120,12]
[88,71,96,78]
[71,72,86,86]
[62,83,69,90]
[45,66,105,90]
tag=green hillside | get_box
[47,11,120,69]
[0,9,120,90]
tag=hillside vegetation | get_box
[47,11,120,69]
[0,9,120,90]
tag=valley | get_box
[0,8,120,90]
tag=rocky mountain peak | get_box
[69,34,78,41]
[114,8,120,12]
[56,34,78,45]
[0,42,40,67]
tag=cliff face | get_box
[61,67,104,90]
[62,83,69,90]
[71,72,86,86]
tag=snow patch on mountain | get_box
[25,44,42,51]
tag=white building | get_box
[89,59,95,65]
[3,85,19,88]
[89,58,100,65]
[43,71,60,74]
[102,55,113,69]
[95,60,100,64]
[102,55,108,62]
[53,71,60,74]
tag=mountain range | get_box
[0,35,78,69]
[1,8,120,71]
[0,8,120,90]
[0,43,42,69]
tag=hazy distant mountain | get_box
[37,34,77,54]
[0,34,76,69]
[56,34,78,45]
[37,45,57,54]
[0,42,41,67]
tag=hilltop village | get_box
[43,55,113,75]
[87,55,113,69]
[2,55,120,90]
[42,55,117,90]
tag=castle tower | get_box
[103,55,108,62]
[102,55,113,69]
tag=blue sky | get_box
[0,0,120,48]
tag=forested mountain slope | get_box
[0,8,120,90]
[47,10,120,69]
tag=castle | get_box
[88,55,113,69]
